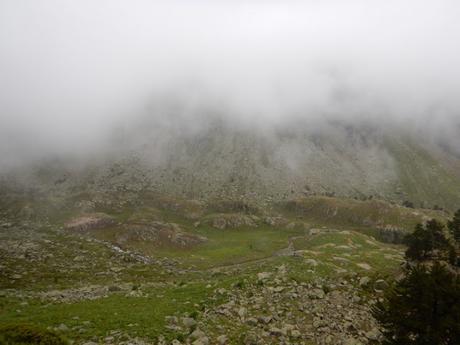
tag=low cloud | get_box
[1,0,459,167]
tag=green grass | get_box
[149,225,304,269]
[0,282,223,343]
[0,193,419,344]
[0,228,170,291]
[0,226,406,344]
[269,231,405,283]
[279,196,446,232]
[385,136,460,211]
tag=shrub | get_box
[233,280,245,289]
[189,310,199,319]
[0,323,67,345]
[402,200,414,208]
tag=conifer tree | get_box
[448,209,460,244]
[404,219,451,261]
[372,263,460,345]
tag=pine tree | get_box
[448,209,460,244]
[404,223,433,261]
[426,219,451,252]
[372,263,460,345]
[404,219,451,261]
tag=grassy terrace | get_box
[0,223,405,343]
[1,195,435,344]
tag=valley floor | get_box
[0,218,404,345]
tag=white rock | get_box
[237,307,247,318]
[359,276,371,286]
[192,337,209,345]
[291,329,301,338]
[305,259,318,267]
[356,263,372,270]
[217,335,228,344]
[182,317,197,328]
[257,272,272,281]
[190,328,206,340]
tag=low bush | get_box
[0,323,67,345]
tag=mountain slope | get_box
[1,120,459,211]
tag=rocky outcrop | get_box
[375,225,406,244]
[64,213,115,232]
[117,222,207,249]
[202,213,260,229]
[164,265,384,345]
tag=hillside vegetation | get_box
[1,185,452,344]
[2,122,459,212]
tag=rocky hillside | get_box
[1,119,459,211]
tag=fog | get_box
[1,0,460,168]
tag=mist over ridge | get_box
[1,0,460,168]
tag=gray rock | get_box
[182,317,197,328]
[192,337,209,345]
[258,316,272,324]
[356,263,372,270]
[243,333,258,345]
[190,329,206,340]
[216,335,228,345]
[269,327,283,336]
[309,288,325,299]
[291,329,301,338]
[237,307,247,318]
[245,317,258,326]
[374,279,388,291]
[305,258,318,267]
[56,323,69,332]
[108,285,122,292]
[359,276,371,287]
[365,328,380,340]
[257,272,271,281]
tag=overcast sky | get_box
[1,0,459,165]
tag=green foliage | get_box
[280,196,445,233]
[404,220,452,262]
[189,310,199,320]
[402,200,414,208]
[404,223,430,261]
[372,263,460,345]
[448,209,460,244]
[375,217,460,345]
[0,323,67,345]
[234,280,245,289]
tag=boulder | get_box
[359,276,371,287]
[217,335,228,344]
[305,258,318,267]
[374,279,388,291]
[257,272,272,281]
[181,317,197,328]
[356,263,372,271]
[190,329,206,340]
